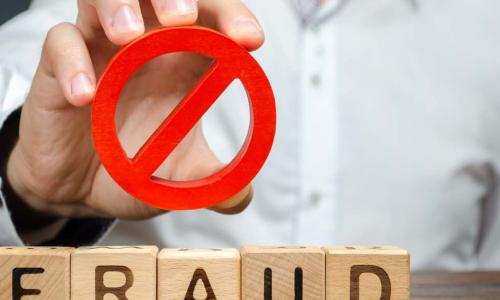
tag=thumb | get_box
[168,127,253,214]
[199,157,253,215]
[190,153,253,215]
[211,185,253,215]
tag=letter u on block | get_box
[241,246,325,300]
[158,248,240,300]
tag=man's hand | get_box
[6,0,264,219]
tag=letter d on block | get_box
[350,265,391,300]
[325,246,410,300]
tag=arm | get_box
[1,0,262,246]
[0,2,111,245]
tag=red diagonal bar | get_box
[131,62,235,176]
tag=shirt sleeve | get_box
[0,62,35,246]
[0,1,114,247]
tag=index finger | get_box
[77,0,145,45]
[198,0,265,51]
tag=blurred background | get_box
[2,0,500,276]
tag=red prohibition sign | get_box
[92,26,276,210]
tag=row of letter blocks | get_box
[0,245,409,299]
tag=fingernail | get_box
[71,73,93,98]
[233,18,263,34]
[163,0,196,15]
[112,5,142,33]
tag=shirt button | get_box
[309,192,322,206]
[316,46,324,56]
[310,23,320,34]
[311,74,321,86]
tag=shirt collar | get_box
[288,0,348,26]
[311,0,349,26]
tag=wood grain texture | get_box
[0,247,72,300]
[325,246,410,300]
[241,246,325,300]
[158,248,240,299]
[411,272,500,300]
[71,246,158,300]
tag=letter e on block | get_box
[0,247,72,300]
[241,246,325,300]
[71,246,158,300]
[324,246,410,300]
[158,248,240,299]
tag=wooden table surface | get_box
[411,272,500,299]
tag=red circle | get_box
[92,26,276,210]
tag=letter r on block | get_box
[71,246,157,300]
[95,266,134,300]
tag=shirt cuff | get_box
[0,107,114,246]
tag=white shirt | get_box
[2,0,500,271]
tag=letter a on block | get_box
[324,246,410,300]
[0,247,72,300]
[158,248,240,300]
[185,268,216,300]
[71,246,158,300]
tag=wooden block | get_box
[241,246,325,300]
[158,248,240,299]
[71,246,158,300]
[324,246,410,300]
[0,247,72,300]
